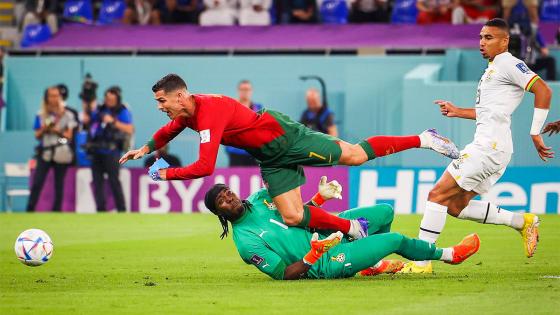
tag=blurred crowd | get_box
[15,0,560,30]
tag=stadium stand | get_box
[319,0,349,24]
[63,0,94,23]
[540,0,560,22]
[98,0,126,25]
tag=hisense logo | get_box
[356,169,560,214]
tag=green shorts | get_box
[260,125,342,198]
[253,110,343,198]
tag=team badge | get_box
[484,69,495,81]
[331,253,346,263]
[516,63,530,74]
[263,200,277,210]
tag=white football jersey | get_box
[473,52,540,153]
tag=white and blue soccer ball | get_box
[14,229,54,266]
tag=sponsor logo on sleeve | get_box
[516,63,530,74]
[200,129,210,143]
[250,254,264,266]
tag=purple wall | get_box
[34,24,560,50]
[34,167,349,213]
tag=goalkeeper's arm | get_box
[283,231,343,280]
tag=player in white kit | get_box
[400,18,554,274]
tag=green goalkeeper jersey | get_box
[231,190,443,280]
[232,189,332,280]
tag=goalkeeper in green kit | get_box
[204,177,481,280]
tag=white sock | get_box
[416,201,448,266]
[419,132,430,148]
[439,248,454,262]
[458,200,524,230]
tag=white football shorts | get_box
[446,143,512,194]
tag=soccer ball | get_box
[14,229,54,266]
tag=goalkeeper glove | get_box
[311,176,343,206]
[303,231,343,265]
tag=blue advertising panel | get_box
[349,167,560,214]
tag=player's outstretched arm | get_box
[529,79,554,161]
[305,176,343,207]
[434,100,476,120]
[284,231,343,280]
[119,145,150,164]
[542,120,560,136]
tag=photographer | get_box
[27,86,78,212]
[84,87,134,212]
[79,73,98,132]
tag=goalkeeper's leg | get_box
[329,232,479,276]
[338,204,395,235]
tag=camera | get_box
[83,123,128,156]
[79,73,98,103]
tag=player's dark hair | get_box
[238,79,251,87]
[217,215,230,239]
[152,74,188,93]
[485,18,509,33]
[216,202,252,240]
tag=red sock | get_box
[306,205,350,233]
[366,135,420,157]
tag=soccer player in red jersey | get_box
[120,74,460,239]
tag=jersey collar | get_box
[490,51,511,64]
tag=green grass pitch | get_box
[1,213,559,315]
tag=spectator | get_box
[289,0,317,23]
[199,0,236,26]
[416,0,458,24]
[225,80,262,166]
[15,0,26,28]
[22,0,58,34]
[349,0,390,23]
[509,7,557,81]
[153,0,199,24]
[299,88,338,137]
[239,0,272,25]
[144,145,182,168]
[529,44,557,81]
[27,86,78,212]
[57,83,80,164]
[57,84,79,127]
[509,27,557,81]
[123,0,159,25]
[451,0,498,24]
[84,87,134,212]
[503,0,539,36]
